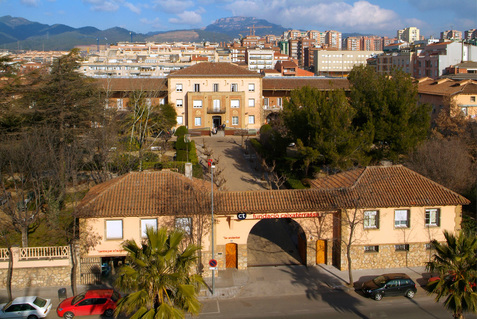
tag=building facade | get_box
[167,62,263,131]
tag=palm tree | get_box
[114,227,205,318]
[426,230,477,319]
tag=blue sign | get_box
[209,259,217,267]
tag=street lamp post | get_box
[210,164,215,295]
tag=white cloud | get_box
[152,0,194,14]
[169,11,203,26]
[225,0,400,33]
[124,2,141,14]
[20,0,40,6]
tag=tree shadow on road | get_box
[281,265,369,319]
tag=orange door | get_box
[316,240,326,264]
[225,243,237,268]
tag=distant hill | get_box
[0,15,371,51]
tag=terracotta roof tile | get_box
[263,78,350,91]
[309,165,469,208]
[79,166,469,218]
[418,78,477,96]
[168,62,261,77]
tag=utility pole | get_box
[210,164,215,295]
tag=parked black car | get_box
[361,273,417,301]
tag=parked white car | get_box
[0,296,52,318]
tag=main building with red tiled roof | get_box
[79,165,468,273]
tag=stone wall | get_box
[0,266,71,289]
[340,242,434,270]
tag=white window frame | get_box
[277,98,283,107]
[248,83,255,91]
[194,117,201,126]
[117,99,124,109]
[177,116,183,125]
[175,217,192,235]
[232,116,239,126]
[176,83,183,92]
[176,99,183,107]
[248,98,255,107]
[364,210,379,229]
[231,99,240,108]
[213,83,219,92]
[194,83,200,92]
[394,209,410,228]
[248,115,255,124]
[106,220,123,240]
[231,83,238,92]
[425,208,440,227]
[364,245,379,253]
[141,218,157,238]
[213,99,221,111]
[193,100,203,108]
[264,98,269,108]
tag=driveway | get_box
[193,135,267,191]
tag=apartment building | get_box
[314,49,382,77]
[167,62,262,131]
[464,29,477,40]
[397,27,420,43]
[343,37,361,51]
[297,38,318,67]
[324,30,342,49]
[441,30,463,41]
[246,48,275,72]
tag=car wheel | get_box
[27,315,38,319]
[374,293,383,301]
[405,290,415,298]
[64,311,75,319]
[103,309,114,317]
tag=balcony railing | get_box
[207,107,226,114]
[19,246,70,260]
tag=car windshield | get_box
[33,297,47,307]
[71,292,86,305]
[372,276,387,287]
[2,301,12,311]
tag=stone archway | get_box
[247,218,306,267]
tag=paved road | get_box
[193,135,267,191]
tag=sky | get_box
[1,0,476,38]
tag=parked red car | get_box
[57,289,120,319]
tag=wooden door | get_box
[225,243,237,268]
[316,240,326,264]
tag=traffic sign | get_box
[209,259,217,268]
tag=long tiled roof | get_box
[309,165,469,208]
[262,78,350,91]
[93,78,168,92]
[78,166,469,219]
[168,62,261,77]
[418,78,477,96]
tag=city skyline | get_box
[1,0,475,38]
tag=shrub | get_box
[142,151,159,162]
[174,125,188,137]
[286,178,307,189]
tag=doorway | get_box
[316,240,326,264]
[212,116,222,129]
[225,243,238,268]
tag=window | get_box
[175,217,192,235]
[248,98,255,107]
[394,209,410,228]
[194,117,201,126]
[176,83,183,92]
[231,99,240,108]
[193,100,203,108]
[213,83,219,92]
[277,98,283,107]
[232,116,239,125]
[231,83,238,92]
[194,84,200,92]
[176,99,183,107]
[213,99,221,112]
[471,96,476,102]
[395,244,409,251]
[248,83,255,91]
[425,243,433,250]
[425,208,440,227]
[117,99,124,109]
[264,98,269,108]
[364,245,379,252]
[141,219,157,238]
[146,98,152,107]
[106,220,123,239]
[364,210,379,229]
[177,116,183,125]
[248,115,255,124]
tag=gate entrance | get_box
[247,218,306,267]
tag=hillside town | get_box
[1,20,477,319]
